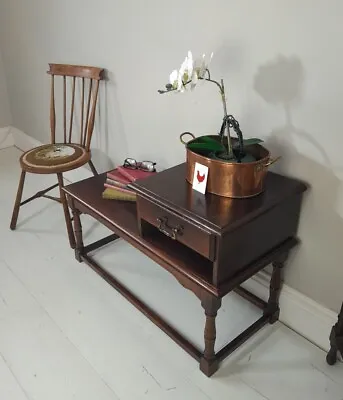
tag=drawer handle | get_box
[157,217,183,240]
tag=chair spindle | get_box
[83,79,93,147]
[69,76,76,143]
[85,80,100,151]
[63,76,67,143]
[50,75,56,144]
[80,77,85,145]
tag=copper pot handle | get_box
[180,132,196,145]
[256,156,281,172]
[264,156,281,167]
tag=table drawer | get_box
[137,196,215,261]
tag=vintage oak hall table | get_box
[63,163,307,377]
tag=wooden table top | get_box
[131,163,307,234]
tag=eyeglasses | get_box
[123,158,156,172]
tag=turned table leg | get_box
[264,252,288,324]
[327,302,343,365]
[71,199,84,262]
[200,295,222,377]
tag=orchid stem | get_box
[203,77,222,92]
[220,79,232,158]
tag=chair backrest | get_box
[47,64,104,151]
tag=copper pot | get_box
[180,132,280,198]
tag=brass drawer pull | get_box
[157,217,183,240]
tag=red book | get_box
[117,165,156,182]
[106,169,132,185]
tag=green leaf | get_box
[199,136,221,143]
[242,138,264,147]
[200,136,226,148]
[188,142,225,153]
[188,137,225,153]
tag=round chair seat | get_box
[20,143,90,174]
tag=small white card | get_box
[192,162,209,194]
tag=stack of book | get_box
[102,165,156,202]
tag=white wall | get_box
[0,47,11,127]
[0,0,342,313]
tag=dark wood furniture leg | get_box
[71,199,84,262]
[10,169,26,230]
[264,253,287,324]
[200,295,222,377]
[57,173,75,249]
[327,302,343,365]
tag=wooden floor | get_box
[0,146,342,400]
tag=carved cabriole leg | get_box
[71,199,84,262]
[265,252,288,324]
[327,302,343,365]
[200,294,222,377]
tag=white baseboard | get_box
[242,271,338,353]
[10,126,43,151]
[0,126,14,149]
[6,126,341,357]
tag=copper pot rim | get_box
[185,141,271,166]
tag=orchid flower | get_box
[177,51,193,91]
[177,57,186,91]
[163,51,214,94]
[190,69,198,89]
[166,51,195,92]
[169,69,178,89]
[197,52,213,78]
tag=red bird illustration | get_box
[197,170,205,183]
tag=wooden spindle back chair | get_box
[10,64,105,249]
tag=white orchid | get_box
[177,58,186,91]
[177,50,193,92]
[167,51,196,92]
[169,69,178,89]
[196,52,213,79]
[190,68,198,89]
[163,50,214,93]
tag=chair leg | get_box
[88,160,98,176]
[57,173,76,249]
[10,170,26,230]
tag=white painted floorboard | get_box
[0,350,28,400]
[0,146,342,400]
